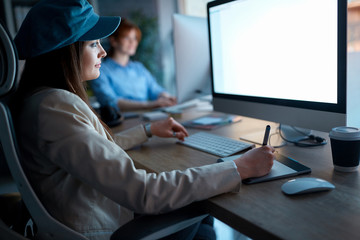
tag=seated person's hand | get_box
[149,93,177,108]
[150,117,188,141]
[159,92,177,104]
[233,146,275,180]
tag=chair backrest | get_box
[0,23,88,240]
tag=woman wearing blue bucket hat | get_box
[13,0,275,239]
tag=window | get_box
[177,0,212,17]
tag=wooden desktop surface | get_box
[112,106,360,240]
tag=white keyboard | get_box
[178,132,254,157]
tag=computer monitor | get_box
[207,0,359,133]
[173,13,211,103]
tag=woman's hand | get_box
[150,117,188,141]
[233,145,275,180]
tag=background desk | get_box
[112,107,360,240]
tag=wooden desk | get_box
[113,107,360,240]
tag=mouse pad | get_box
[217,152,311,184]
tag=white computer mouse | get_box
[281,177,335,195]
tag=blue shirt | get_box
[90,58,165,109]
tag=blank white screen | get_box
[209,0,338,104]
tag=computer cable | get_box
[278,124,327,147]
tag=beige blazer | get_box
[17,88,241,240]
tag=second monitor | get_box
[173,13,212,104]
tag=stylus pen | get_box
[262,125,271,146]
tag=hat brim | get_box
[79,16,121,41]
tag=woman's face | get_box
[81,40,106,81]
[114,29,139,56]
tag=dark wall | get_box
[97,0,158,18]
[0,2,5,24]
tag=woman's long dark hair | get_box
[13,41,112,134]
[16,42,88,103]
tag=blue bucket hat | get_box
[14,0,121,60]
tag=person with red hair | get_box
[90,19,177,111]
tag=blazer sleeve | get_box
[113,125,148,150]
[37,91,242,214]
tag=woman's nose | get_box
[99,44,107,58]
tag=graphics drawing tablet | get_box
[217,152,311,184]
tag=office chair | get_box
[0,22,208,240]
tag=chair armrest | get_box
[110,202,208,240]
